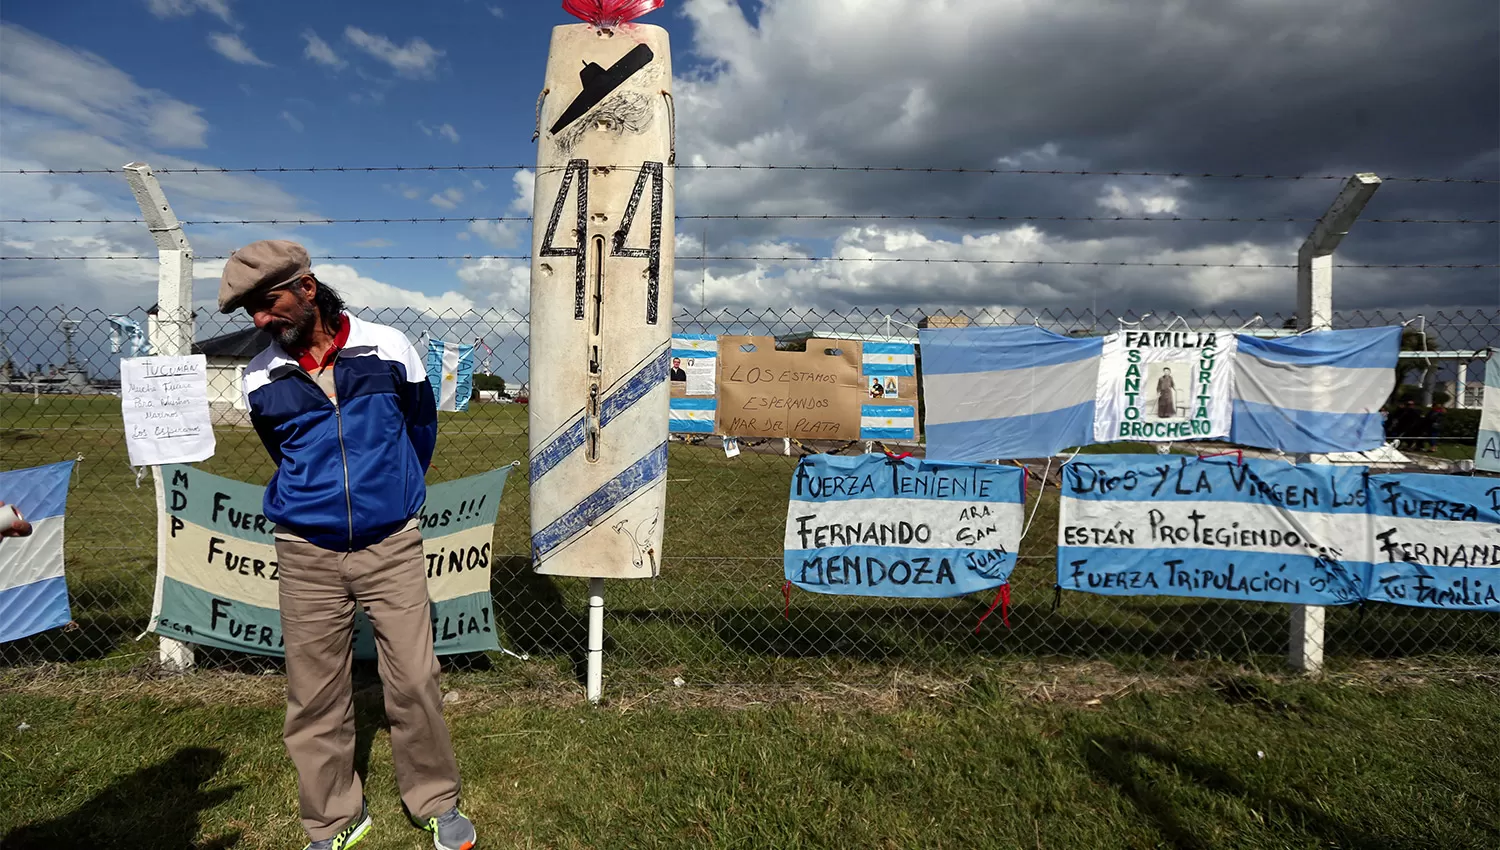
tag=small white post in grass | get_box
[586,578,605,703]
[1289,172,1381,675]
[124,161,196,673]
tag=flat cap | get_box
[218,240,311,313]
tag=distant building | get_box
[192,326,272,412]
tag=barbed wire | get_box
[1,164,1495,183]
[2,215,1496,225]
[3,254,1495,269]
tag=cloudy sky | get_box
[1,0,1496,342]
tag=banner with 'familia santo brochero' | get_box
[149,464,510,657]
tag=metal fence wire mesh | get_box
[2,305,1497,683]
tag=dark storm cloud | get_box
[668,0,1498,316]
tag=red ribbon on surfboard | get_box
[563,0,664,26]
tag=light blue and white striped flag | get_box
[1230,327,1400,454]
[1477,351,1499,473]
[426,338,476,412]
[920,326,1104,461]
[863,341,915,377]
[0,461,74,643]
[921,325,1402,460]
[860,404,916,440]
[669,397,716,433]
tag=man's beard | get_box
[271,293,319,350]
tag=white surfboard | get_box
[528,21,675,578]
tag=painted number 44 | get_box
[540,159,665,325]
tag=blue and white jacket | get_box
[242,314,437,551]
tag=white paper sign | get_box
[122,355,216,466]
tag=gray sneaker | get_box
[421,806,477,850]
[304,800,372,850]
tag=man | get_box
[670,357,687,382]
[221,240,477,850]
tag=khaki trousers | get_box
[276,528,461,842]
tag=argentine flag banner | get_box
[920,324,1400,460]
[784,454,1024,598]
[1058,455,1368,606]
[426,338,476,413]
[863,341,916,377]
[921,325,1103,461]
[1364,473,1500,611]
[860,404,916,440]
[0,461,74,643]
[669,397,716,433]
[1230,327,1399,454]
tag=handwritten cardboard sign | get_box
[715,336,863,439]
[149,464,512,656]
[784,453,1024,598]
[121,355,215,466]
[1058,455,1369,605]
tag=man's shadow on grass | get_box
[1082,734,1406,850]
[3,746,242,850]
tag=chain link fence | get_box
[2,304,1496,685]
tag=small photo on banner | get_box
[0,461,74,643]
[860,404,915,440]
[1476,350,1499,472]
[1363,473,1499,611]
[1057,454,1368,606]
[426,338,476,413]
[863,341,915,377]
[784,453,1024,598]
[150,464,510,656]
[670,333,717,432]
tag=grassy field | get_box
[3,393,1498,688]
[3,395,1497,849]
[1,665,1496,849]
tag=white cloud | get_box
[279,110,304,133]
[0,23,209,148]
[301,30,346,69]
[1096,181,1186,216]
[487,5,505,18]
[457,256,531,311]
[510,169,534,213]
[466,219,522,249]
[471,179,487,191]
[428,187,465,210]
[208,32,271,67]
[344,27,444,79]
[314,263,477,313]
[418,121,461,143]
[353,238,394,248]
[146,0,234,25]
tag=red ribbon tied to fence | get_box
[563,0,664,26]
[974,583,1011,633]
